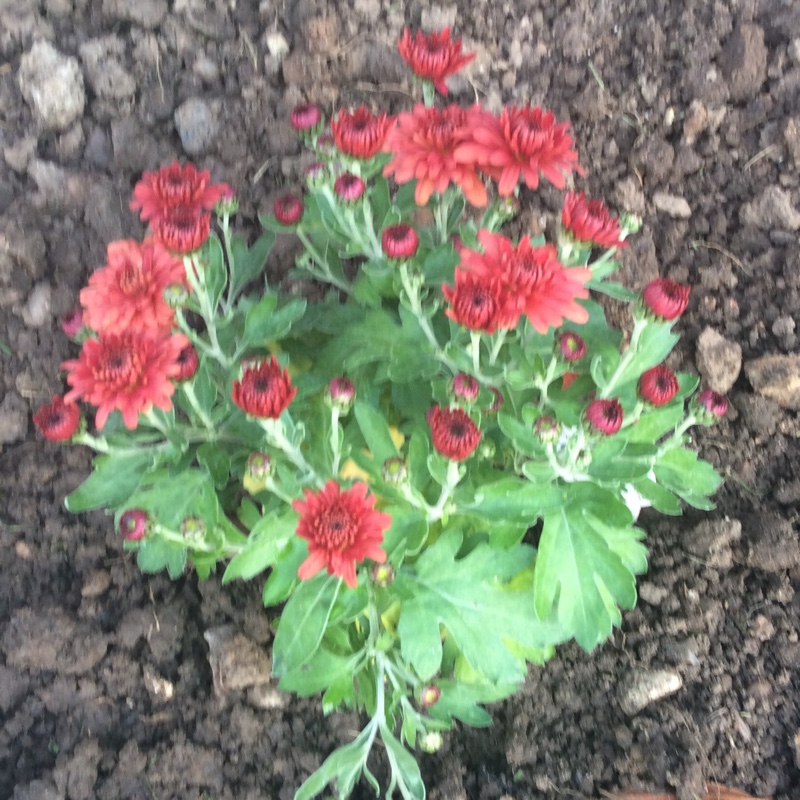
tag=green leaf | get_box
[353,400,400,465]
[395,531,565,683]
[262,535,308,606]
[222,512,295,583]
[242,295,306,351]
[136,536,187,579]
[230,230,275,297]
[533,482,647,651]
[279,645,361,697]
[196,443,230,488]
[294,724,377,800]
[463,477,563,523]
[428,679,518,727]
[272,574,341,677]
[653,447,722,508]
[626,404,684,443]
[203,232,227,310]
[587,440,656,482]
[380,722,426,800]
[420,243,460,286]
[65,451,153,512]
[586,278,638,302]
[629,477,683,515]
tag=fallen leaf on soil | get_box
[602,783,771,800]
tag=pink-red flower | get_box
[426,405,481,461]
[293,480,390,589]
[331,106,393,159]
[585,398,624,435]
[334,172,366,203]
[231,356,297,419]
[80,239,187,336]
[383,104,488,207]
[397,27,475,96]
[451,372,480,402]
[326,377,356,413]
[152,204,212,254]
[456,229,591,334]
[697,389,728,419]
[33,395,81,441]
[454,105,583,196]
[639,364,679,406]
[131,162,231,224]
[175,344,199,382]
[119,509,149,542]
[274,194,304,226]
[290,103,322,132]
[442,269,508,333]
[642,278,691,321]
[381,224,419,260]
[558,331,586,362]
[561,191,626,249]
[61,307,84,338]
[61,331,189,430]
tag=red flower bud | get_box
[333,172,366,203]
[639,364,679,406]
[273,194,304,226]
[33,395,81,442]
[119,509,149,542]
[642,278,690,321]
[381,224,419,260]
[290,103,321,132]
[697,389,728,419]
[558,331,586,362]
[451,372,480,402]
[585,398,624,435]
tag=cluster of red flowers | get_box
[34,163,232,438]
[443,229,591,334]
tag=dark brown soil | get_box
[1,1,799,799]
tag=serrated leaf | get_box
[64,451,153,512]
[272,574,341,677]
[428,679,518,727]
[262,535,308,606]
[353,400,400,465]
[533,482,647,651]
[653,446,723,507]
[279,645,361,697]
[463,477,562,523]
[229,230,275,297]
[395,531,565,683]
[222,512,295,583]
[203,232,227,310]
[136,536,187,579]
[380,722,426,800]
[242,295,306,351]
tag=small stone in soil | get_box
[746,513,800,573]
[745,353,800,409]
[653,191,692,218]
[174,97,219,156]
[618,668,683,715]
[684,517,742,569]
[696,326,742,394]
[739,185,800,231]
[204,624,272,694]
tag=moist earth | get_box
[1,1,799,799]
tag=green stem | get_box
[259,416,323,487]
[181,255,231,370]
[469,331,481,375]
[488,329,508,366]
[599,317,647,399]
[263,477,297,505]
[181,381,215,432]
[295,227,351,293]
[433,191,451,245]
[427,459,462,523]
[534,355,560,408]
[329,407,342,476]
[220,211,237,314]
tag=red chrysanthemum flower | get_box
[331,106,393,159]
[585,398,624,435]
[80,239,187,336]
[33,395,81,441]
[697,389,728,419]
[442,269,509,333]
[131,161,231,224]
[290,103,322,132]
[561,191,626,249]
[381,224,419,260]
[175,344,199,382]
[451,372,480,402]
[61,331,189,430]
[639,364,679,406]
[457,229,591,334]
[454,105,583,196]
[119,509,149,542]
[558,331,586,362]
[274,194,304,226]
[334,172,366,203]
[426,405,481,461]
[383,104,488,207]
[642,278,691,321]
[293,480,390,589]
[152,204,211,254]
[231,356,297,419]
[397,27,476,96]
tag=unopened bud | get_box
[164,284,189,308]
[325,377,356,414]
[181,516,206,545]
[619,212,643,238]
[420,732,443,753]
[534,415,561,444]
[381,456,408,486]
[119,509,149,542]
[244,452,274,493]
[450,372,480,403]
[372,563,395,587]
[419,685,441,708]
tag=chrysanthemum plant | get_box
[36,28,727,800]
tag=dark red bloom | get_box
[642,278,690,321]
[131,162,231,224]
[451,372,479,402]
[175,344,199,382]
[290,103,322,132]
[454,105,583,196]
[558,331,586,362]
[561,191,626,249]
[426,405,481,461]
[119,509,149,542]
[293,480,390,589]
[639,364,679,406]
[334,172,366,203]
[383,104,487,207]
[397,27,475,96]
[33,395,81,441]
[61,331,189,430]
[697,389,728,419]
[153,205,211,254]
[231,356,297,419]
[331,106,393,159]
[442,269,507,333]
[381,224,419,260]
[62,307,84,338]
[585,398,624,435]
[273,194,304,226]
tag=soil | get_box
[1,1,799,799]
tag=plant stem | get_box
[181,255,231,369]
[181,381,216,432]
[219,211,237,314]
[259,416,323,487]
[599,317,647,398]
[488,329,508,366]
[295,227,351,293]
[329,407,342,476]
[534,355,559,408]
[427,459,462,523]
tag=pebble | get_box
[0,392,31,444]
[22,281,51,327]
[740,185,800,231]
[265,30,290,58]
[204,625,272,695]
[80,569,112,598]
[421,4,457,31]
[653,191,692,218]
[17,40,86,131]
[746,513,800,573]
[745,354,800,409]
[102,0,167,28]
[79,35,136,102]
[684,517,742,569]
[618,669,683,715]
[696,327,742,394]
[719,23,768,103]
[174,97,218,156]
